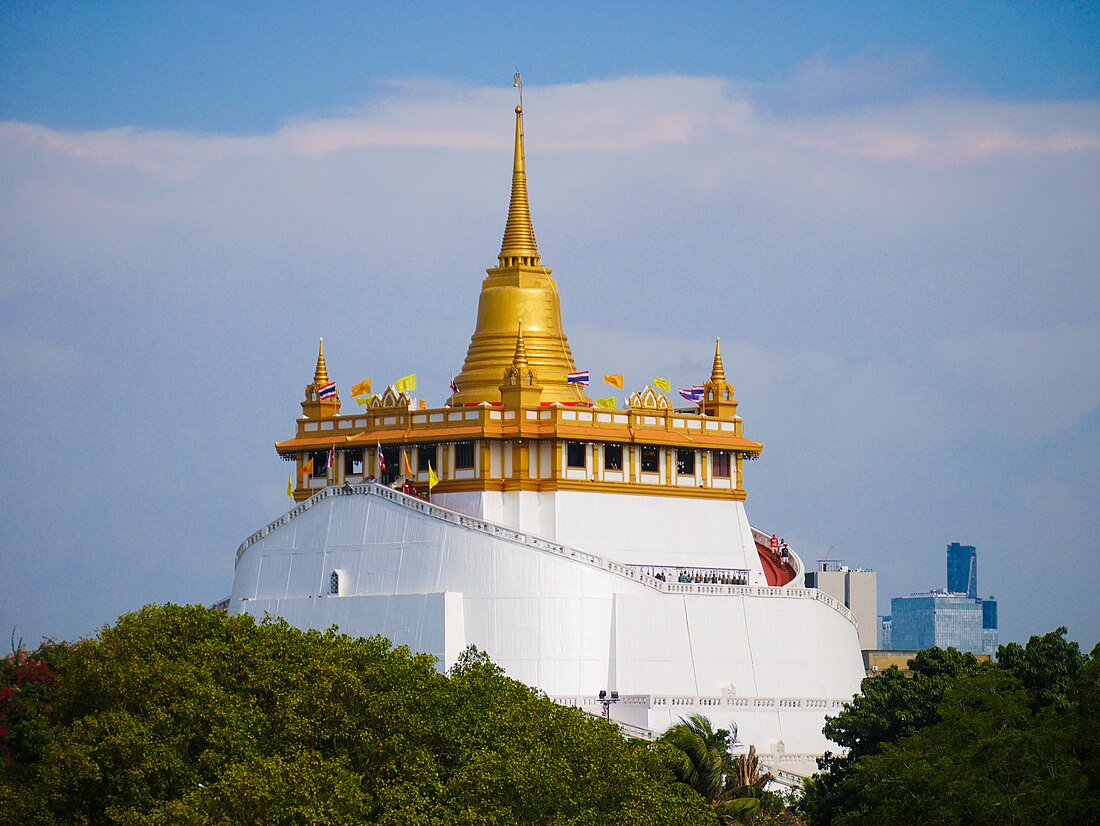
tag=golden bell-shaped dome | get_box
[451,105,586,406]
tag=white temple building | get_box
[230,99,865,779]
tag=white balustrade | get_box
[234,484,857,627]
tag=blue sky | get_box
[4,2,1098,131]
[1,2,1098,653]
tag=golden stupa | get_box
[276,92,762,505]
[451,105,586,405]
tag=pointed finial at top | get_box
[314,337,330,387]
[710,337,726,383]
[497,94,541,268]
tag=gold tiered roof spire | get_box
[711,338,726,383]
[301,337,341,419]
[498,106,541,268]
[511,322,530,370]
[701,337,738,419]
[314,338,330,387]
[451,95,585,406]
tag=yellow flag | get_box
[356,394,378,406]
[595,397,616,410]
[287,473,294,498]
[604,374,624,389]
[428,462,439,490]
[300,458,314,477]
[395,374,417,393]
[653,377,671,392]
[351,378,372,396]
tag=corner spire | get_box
[314,338,330,387]
[302,337,341,419]
[710,338,726,384]
[498,105,541,268]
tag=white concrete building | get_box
[230,101,865,777]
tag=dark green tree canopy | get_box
[801,631,1100,826]
[0,605,713,825]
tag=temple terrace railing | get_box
[626,565,751,586]
[235,483,856,629]
[557,694,839,784]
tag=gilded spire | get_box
[301,336,341,418]
[452,100,585,405]
[313,337,330,387]
[710,338,726,383]
[511,322,530,369]
[498,105,541,267]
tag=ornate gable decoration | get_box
[628,386,670,410]
[376,386,412,409]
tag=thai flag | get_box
[376,443,386,472]
[679,386,704,403]
[679,388,697,402]
[318,381,337,400]
[567,371,590,385]
[327,445,336,472]
[450,374,459,394]
[692,385,705,398]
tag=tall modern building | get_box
[805,561,878,650]
[230,97,865,778]
[886,542,998,655]
[888,591,984,651]
[947,542,977,598]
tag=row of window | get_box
[566,442,733,478]
[306,442,734,479]
[307,443,476,480]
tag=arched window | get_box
[329,570,340,595]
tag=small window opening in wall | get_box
[344,450,363,476]
[604,443,623,471]
[677,449,695,475]
[417,444,436,472]
[566,441,586,469]
[309,450,328,477]
[640,446,660,473]
[454,441,475,470]
[713,450,731,478]
[329,570,340,595]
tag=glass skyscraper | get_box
[886,542,998,654]
[890,592,984,651]
[947,542,977,598]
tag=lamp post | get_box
[599,689,619,719]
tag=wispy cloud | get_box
[5,75,1096,175]
[764,45,947,113]
[1,73,1097,652]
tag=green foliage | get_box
[0,605,713,825]
[800,632,1100,825]
[658,715,771,824]
[997,626,1087,712]
[659,715,733,802]
[835,670,1089,825]
[1078,647,1100,803]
